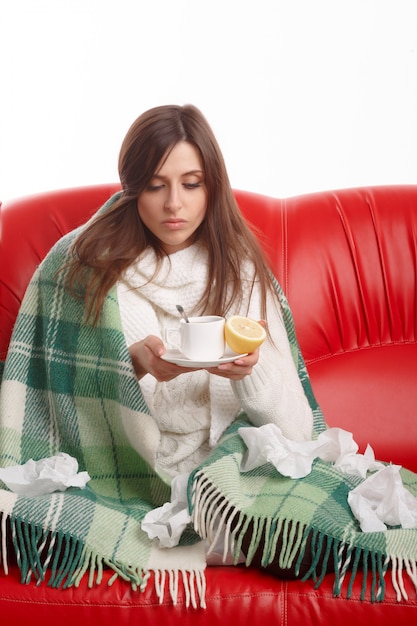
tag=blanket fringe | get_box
[1,512,207,607]
[303,534,417,603]
[153,568,206,609]
[391,555,417,602]
[191,470,306,571]
[190,471,417,603]
[3,485,417,606]
[1,509,9,575]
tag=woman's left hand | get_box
[207,348,260,380]
[208,319,265,380]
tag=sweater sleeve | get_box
[230,289,313,442]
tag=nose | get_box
[164,185,182,212]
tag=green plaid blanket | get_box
[1,194,417,605]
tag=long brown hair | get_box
[64,104,275,324]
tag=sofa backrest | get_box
[252,186,417,471]
[1,185,416,470]
[0,184,121,362]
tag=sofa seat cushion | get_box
[308,343,417,471]
[1,564,416,626]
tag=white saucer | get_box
[161,348,248,368]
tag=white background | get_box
[1,0,417,201]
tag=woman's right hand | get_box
[128,336,195,382]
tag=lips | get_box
[162,219,186,230]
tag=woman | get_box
[0,106,320,599]
[63,104,314,478]
[2,106,416,602]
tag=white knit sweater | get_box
[117,243,313,477]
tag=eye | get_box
[183,182,203,189]
[146,184,164,191]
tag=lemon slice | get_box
[224,316,266,354]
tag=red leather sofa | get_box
[1,184,416,624]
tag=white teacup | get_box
[165,315,225,361]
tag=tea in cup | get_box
[165,315,225,361]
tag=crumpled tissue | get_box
[0,452,91,496]
[238,424,417,532]
[141,472,191,548]
[348,464,417,532]
[239,424,384,479]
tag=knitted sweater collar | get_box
[123,242,209,318]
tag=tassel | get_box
[140,568,151,592]
[72,546,94,587]
[184,568,206,609]
[404,557,417,592]
[42,532,58,572]
[22,522,36,582]
[244,516,265,566]
[397,557,408,601]
[206,500,234,559]
[206,491,227,543]
[260,516,273,567]
[47,531,65,587]
[338,541,354,592]
[14,518,29,581]
[375,552,388,602]
[181,569,190,607]
[277,518,291,569]
[196,569,207,609]
[287,521,305,571]
[346,546,362,598]
[265,517,306,571]
[296,525,312,580]
[220,505,240,563]
[61,536,86,588]
[360,549,369,601]
[52,533,78,588]
[191,472,213,533]
[332,540,342,596]
[1,512,8,575]
[151,567,206,608]
[230,510,246,564]
[169,568,178,604]
[315,535,334,588]
[191,475,219,538]
[299,527,320,583]
[370,550,378,602]
[189,570,197,609]
[391,555,408,602]
[232,514,252,565]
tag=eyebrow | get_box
[151,170,204,180]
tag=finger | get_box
[232,348,260,367]
[144,335,166,358]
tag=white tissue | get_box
[238,424,417,533]
[141,472,191,548]
[239,424,322,479]
[239,425,384,479]
[0,452,91,496]
[348,464,417,532]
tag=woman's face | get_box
[137,141,208,254]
